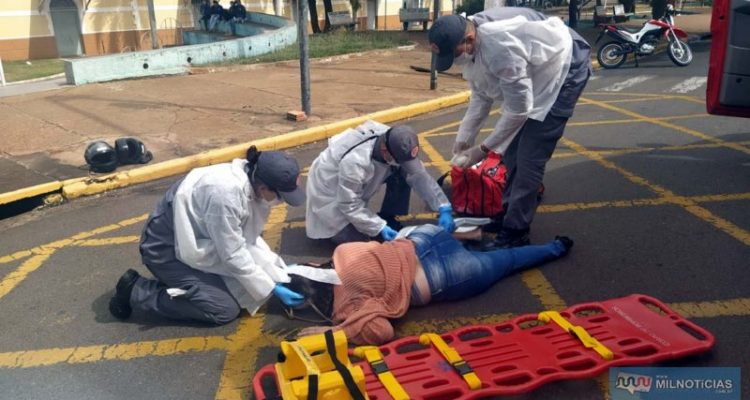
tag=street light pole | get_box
[298,0,312,115]
[146,0,159,49]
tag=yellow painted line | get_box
[73,236,140,247]
[520,269,567,311]
[0,253,53,299]
[581,97,750,156]
[60,92,471,201]
[264,204,288,252]
[0,181,63,206]
[668,298,750,318]
[580,95,684,105]
[215,316,283,400]
[0,214,148,299]
[396,313,516,337]
[0,336,229,369]
[562,137,750,246]
[690,192,750,203]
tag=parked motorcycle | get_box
[595,4,692,68]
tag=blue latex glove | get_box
[273,284,304,307]
[438,205,456,233]
[379,225,398,241]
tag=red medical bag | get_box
[448,151,506,218]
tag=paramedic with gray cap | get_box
[306,120,455,244]
[429,8,591,248]
[108,146,308,325]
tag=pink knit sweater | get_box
[331,239,418,345]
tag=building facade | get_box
[0,0,449,61]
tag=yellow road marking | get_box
[581,97,750,156]
[0,336,229,369]
[668,298,750,318]
[521,269,567,311]
[396,313,515,337]
[0,214,149,299]
[73,236,140,247]
[424,113,710,138]
[562,138,750,246]
[215,317,282,400]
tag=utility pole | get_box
[298,0,312,115]
[146,0,159,49]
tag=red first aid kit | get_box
[253,294,714,400]
[445,151,507,218]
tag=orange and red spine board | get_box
[253,294,714,399]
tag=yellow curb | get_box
[0,182,63,207]
[60,91,471,200]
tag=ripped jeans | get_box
[406,225,566,303]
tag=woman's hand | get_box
[298,326,339,337]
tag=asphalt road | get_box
[1,40,748,400]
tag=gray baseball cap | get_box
[255,151,305,207]
[385,125,420,164]
[428,14,467,72]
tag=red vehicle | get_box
[706,0,750,118]
[596,4,692,68]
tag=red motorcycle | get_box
[596,4,692,68]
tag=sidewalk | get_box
[0,11,711,211]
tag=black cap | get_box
[385,125,420,163]
[428,14,467,72]
[255,151,306,207]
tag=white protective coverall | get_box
[172,158,291,315]
[457,15,572,154]
[306,120,450,239]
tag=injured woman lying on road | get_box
[283,224,573,345]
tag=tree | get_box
[308,0,322,33]
[652,0,667,18]
[323,0,334,31]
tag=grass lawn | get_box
[208,30,413,66]
[1,58,65,83]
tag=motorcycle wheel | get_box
[668,39,693,67]
[597,42,627,69]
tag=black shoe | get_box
[485,228,530,250]
[378,213,403,231]
[109,269,140,320]
[481,213,505,234]
[555,236,574,255]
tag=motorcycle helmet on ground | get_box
[84,141,118,173]
[115,137,153,165]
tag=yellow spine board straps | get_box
[537,311,614,360]
[354,346,410,400]
[419,333,482,390]
[324,330,367,400]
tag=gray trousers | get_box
[130,179,241,325]
[330,168,411,245]
[502,37,592,231]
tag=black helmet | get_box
[84,141,118,173]
[115,137,153,165]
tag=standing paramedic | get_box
[429,8,592,248]
[305,120,455,244]
[108,146,308,325]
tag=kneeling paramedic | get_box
[305,121,455,244]
[108,146,309,324]
[429,8,592,248]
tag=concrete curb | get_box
[0,91,471,208]
[3,73,66,86]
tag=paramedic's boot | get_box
[378,213,403,231]
[109,269,140,320]
[486,227,530,250]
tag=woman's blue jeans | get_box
[406,225,566,302]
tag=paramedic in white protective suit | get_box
[306,121,455,244]
[108,146,324,325]
[429,8,592,249]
